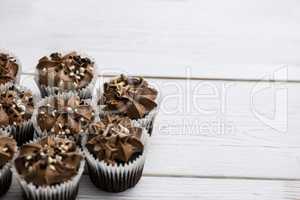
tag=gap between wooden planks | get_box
[4,175,300,200]
[20,72,300,83]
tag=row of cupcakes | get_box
[0,51,158,139]
[0,50,159,199]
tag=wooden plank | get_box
[145,78,300,179]
[3,175,300,200]
[20,75,300,180]
[2,0,300,81]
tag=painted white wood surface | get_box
[20,75,300,180]
[2,0,300,198]
[1,0,300,80]
[4,175,300,200]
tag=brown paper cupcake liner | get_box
[82,127,149,193]
[12,137,85,200]
[34,51,98,99]
[9,121,35,146]
[0,83,39,146]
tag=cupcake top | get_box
[100,74,158,119]
[36,52,94,90]
[87,114,144,165]
[0,85,34,127]
[0,53,19,85]
[14,136,82,186]
[37,96,95,139]
[0,134,17,168]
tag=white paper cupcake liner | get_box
[32,92,94,145]
[0,49,22,87]
[0,162,13,196]
[0,83,39,146]
[34,51,98,99]
[82,125,149,192]
[136,106,159,136]
[12,137,85,200]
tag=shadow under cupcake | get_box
[83,113,149,192]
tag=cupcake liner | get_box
[0,83,39,146]
[12,137,85,200]
[0,162,13,197]
[0,49,22,87]
[136,106,159,136]
[32,92,94,145]
[34,51,98,99]
[82,126,149,192]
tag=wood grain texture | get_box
[1,0,300,80]
[3,175,300,200]
[20,75,300,180]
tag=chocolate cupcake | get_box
[0,51,20,86]
[98,74,159,135]
[0,132,17,196]
[0,84,36,145]
[13,136,84,200]
[83,113,148,192]
[35,51,96,99]
[33,93,95,144]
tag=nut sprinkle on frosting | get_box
[36,52,94,90]
[14,136,82,186]
[100,74,158,119]
[37,96,95,139]
[87,114,144,165]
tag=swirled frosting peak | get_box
[87,114,144,165]
[37,96,95,139]
[101,74,158,119]
[37,52,94,90]
[0,53,19,85]
[15,136,82,186]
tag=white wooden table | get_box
[2,0,300,199]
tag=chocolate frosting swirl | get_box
[87,114,144,165]
[0,135,17,168]
[37,52,94,90]
[0,86,34,127]
[37,96,95,139]
[100,74,158,119]
[0,53,19,85]
[14,136,82,186]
